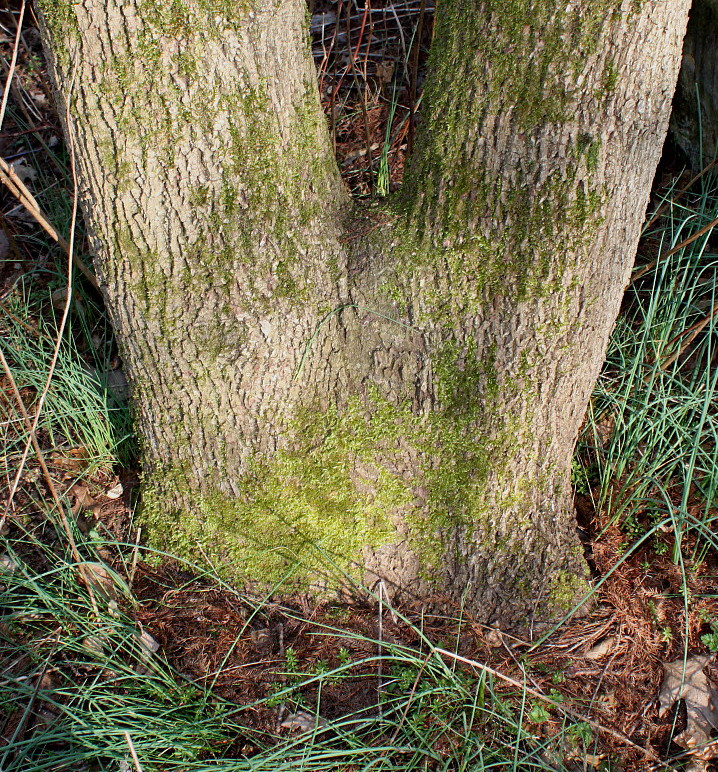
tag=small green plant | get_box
[528,702,551,724]
[338,646,350,666]
[376,75,399,197]
[699,611,718,652]
[388,663,420,693]
[571,458,591,494]
[653,539,670,556]
[551,670,566,685]
[622,514,645,539]
[284,647,299,676]
[567,721,593,744]
[701,628,718,652]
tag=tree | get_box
[671,0,718,169]
[38,0,690,627]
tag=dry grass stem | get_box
[433,647,663,764]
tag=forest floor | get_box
[2,2,718,771]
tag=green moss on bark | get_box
[140,399,409,588]
[140,330,546,591]
[37,1,79,69]
[426,0,624,130]
[396,0,617,303]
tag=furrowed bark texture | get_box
[40,0,689,627]
[671,0,718,169]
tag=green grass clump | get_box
[0,534,249,771]
[1,526,595,771]
[581,165,718,560]
[1,279,131,473]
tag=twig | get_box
[0,4,96,290]
[659,299,718,371]
[0,156,98,289]
[128,526,142,587]
[0,348,62,512]
[644,158,718,232]
[346,3,374,190]
[0,0,25,130]
[631,214,718,284]
[123,731,145,772]
[646,739,718,772]
[433,647,665,764]
[0,298,39,335]
[0,629,60,770]
[0,55,100,617]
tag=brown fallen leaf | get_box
[593,409,616,447]
[82,636,105,657]
[659,654,718,770]
[1,554,19,574]
[49,447,89,473]
[10,161,37,184]
[136,629,160,660]
[68,483,98,515]
[77,562,130,601]
[105,482,124,500]
[279,709,329,734]
[584,636,616,660]
[485,626,503,648]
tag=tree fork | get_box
[39,0,690,627]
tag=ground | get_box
[2,2,718,770]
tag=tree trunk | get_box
[39,0,690,628]
[670,0,718,169]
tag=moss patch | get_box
[140,329,541,591]
[140,399,410,588]
[424,0,624,130]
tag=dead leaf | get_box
[376,60,395,83]
[68,483,98,513]
[485,627,503,648]
[136,629,160,659]
[280,709,328,734]
[37,671,57,691]
[51,287,84,313]
[105,482,123,500]
[49,447,89,473]
[583,754,605,768]
[593,409,615,447]
[78,561,130,600]
[0,554,18,574]
[79,561,116,598]
[250,624,283,655]
[659,654,718,766]
[10,161,36,184]
[584,636,615,660]
[82,636,105,657]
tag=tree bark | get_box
[670,0,718,169]
[39,0,690,628]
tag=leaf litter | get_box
[659,654,718,770]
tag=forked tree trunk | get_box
[39,0,689,627]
